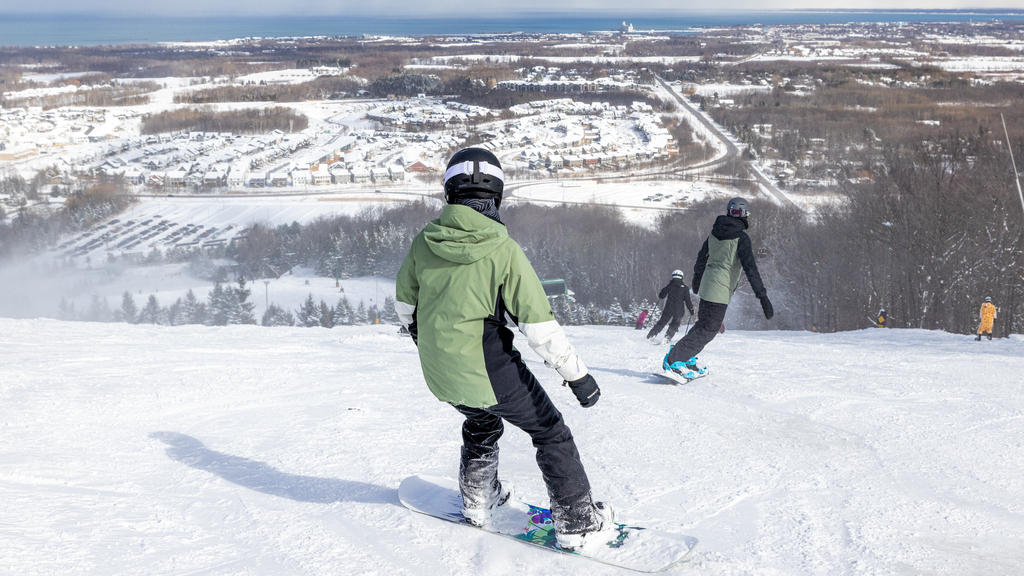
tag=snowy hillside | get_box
[2,319,1023,575]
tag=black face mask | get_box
[452,197,502,224]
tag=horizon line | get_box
[3,8,1024,18]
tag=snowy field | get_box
[2,319,1023,575]
[35,175,739,267]
[508,180,740,220]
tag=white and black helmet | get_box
[671,269,684,279]
[443,148,505,207]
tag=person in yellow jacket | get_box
[976,296,997,341]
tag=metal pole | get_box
[263,280,270,309]
[1001,114,1024,215]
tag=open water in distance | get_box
[1,10,1023,47]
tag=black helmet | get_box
[726,197,750,218]
[985,296,992,302]
[444,148,504,207]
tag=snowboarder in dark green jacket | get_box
[395,148,614,551]
[662,197,774,381]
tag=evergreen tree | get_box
[116,291,138,324]
[138,295,162,324]
[627,299,642,324]
[167,298,183,326]
[221,285,241,325]
[570,301,588,326]
[609,298,626,326]
[85,296,113,323]
[192,302,208,326]
[382,295,399,324]
[333,296,354,326]
[181,289,200,324]
[58,297,77,321]
[587,302,605,325]
[207,283,228,326]
[319,300,334,328]
[551,297,571,325]
[235,276,257,324]
[355,300,368,325]
[145,248,164,265]
[296,294,320,327]
[261,303,295,326]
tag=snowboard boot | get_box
[552,499,616,552]
[988,334,993,340]
[461,479,514,527]
[976,334,982,341]
[683,356,707,376]
[663,352,706,381]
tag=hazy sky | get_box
[3,1,1021,17]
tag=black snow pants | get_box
[666,299,728,365]
[647,312,685,340]
[452,359,591,510]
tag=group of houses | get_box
[465,98,675,172]
[94,126,464,190]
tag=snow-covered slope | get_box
[2,319,1023,575]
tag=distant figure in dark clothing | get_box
[875,309,887,328]
[646,270,695,342]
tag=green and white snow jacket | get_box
[692,215,766,305]
[395,204,588,409]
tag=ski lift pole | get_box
[1001,114,1024,216]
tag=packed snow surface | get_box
[2,319,1023,575]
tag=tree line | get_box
[58,277,401,330]
[140,106,309,135]
[0,182,133,261]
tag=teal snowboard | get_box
[398,475,698,573]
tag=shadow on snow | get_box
[150,431,395,505]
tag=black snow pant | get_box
[666,299,729,365]
[452,361,591,510]
[647,311,685,340]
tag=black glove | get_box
[688,307,695,316]
[407,321,418,346]
[565,374,600,408]
[759,294,774,320]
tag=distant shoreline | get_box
[2,10,1023,47]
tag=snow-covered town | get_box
[0,92,684,199]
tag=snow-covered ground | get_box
[508,179,739,221]
[2,319,1023,575]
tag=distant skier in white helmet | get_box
[646,269,695,344]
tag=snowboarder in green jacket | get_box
[395,148,614,551]
[662,197,774,381]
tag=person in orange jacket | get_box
[976,296,997,341]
